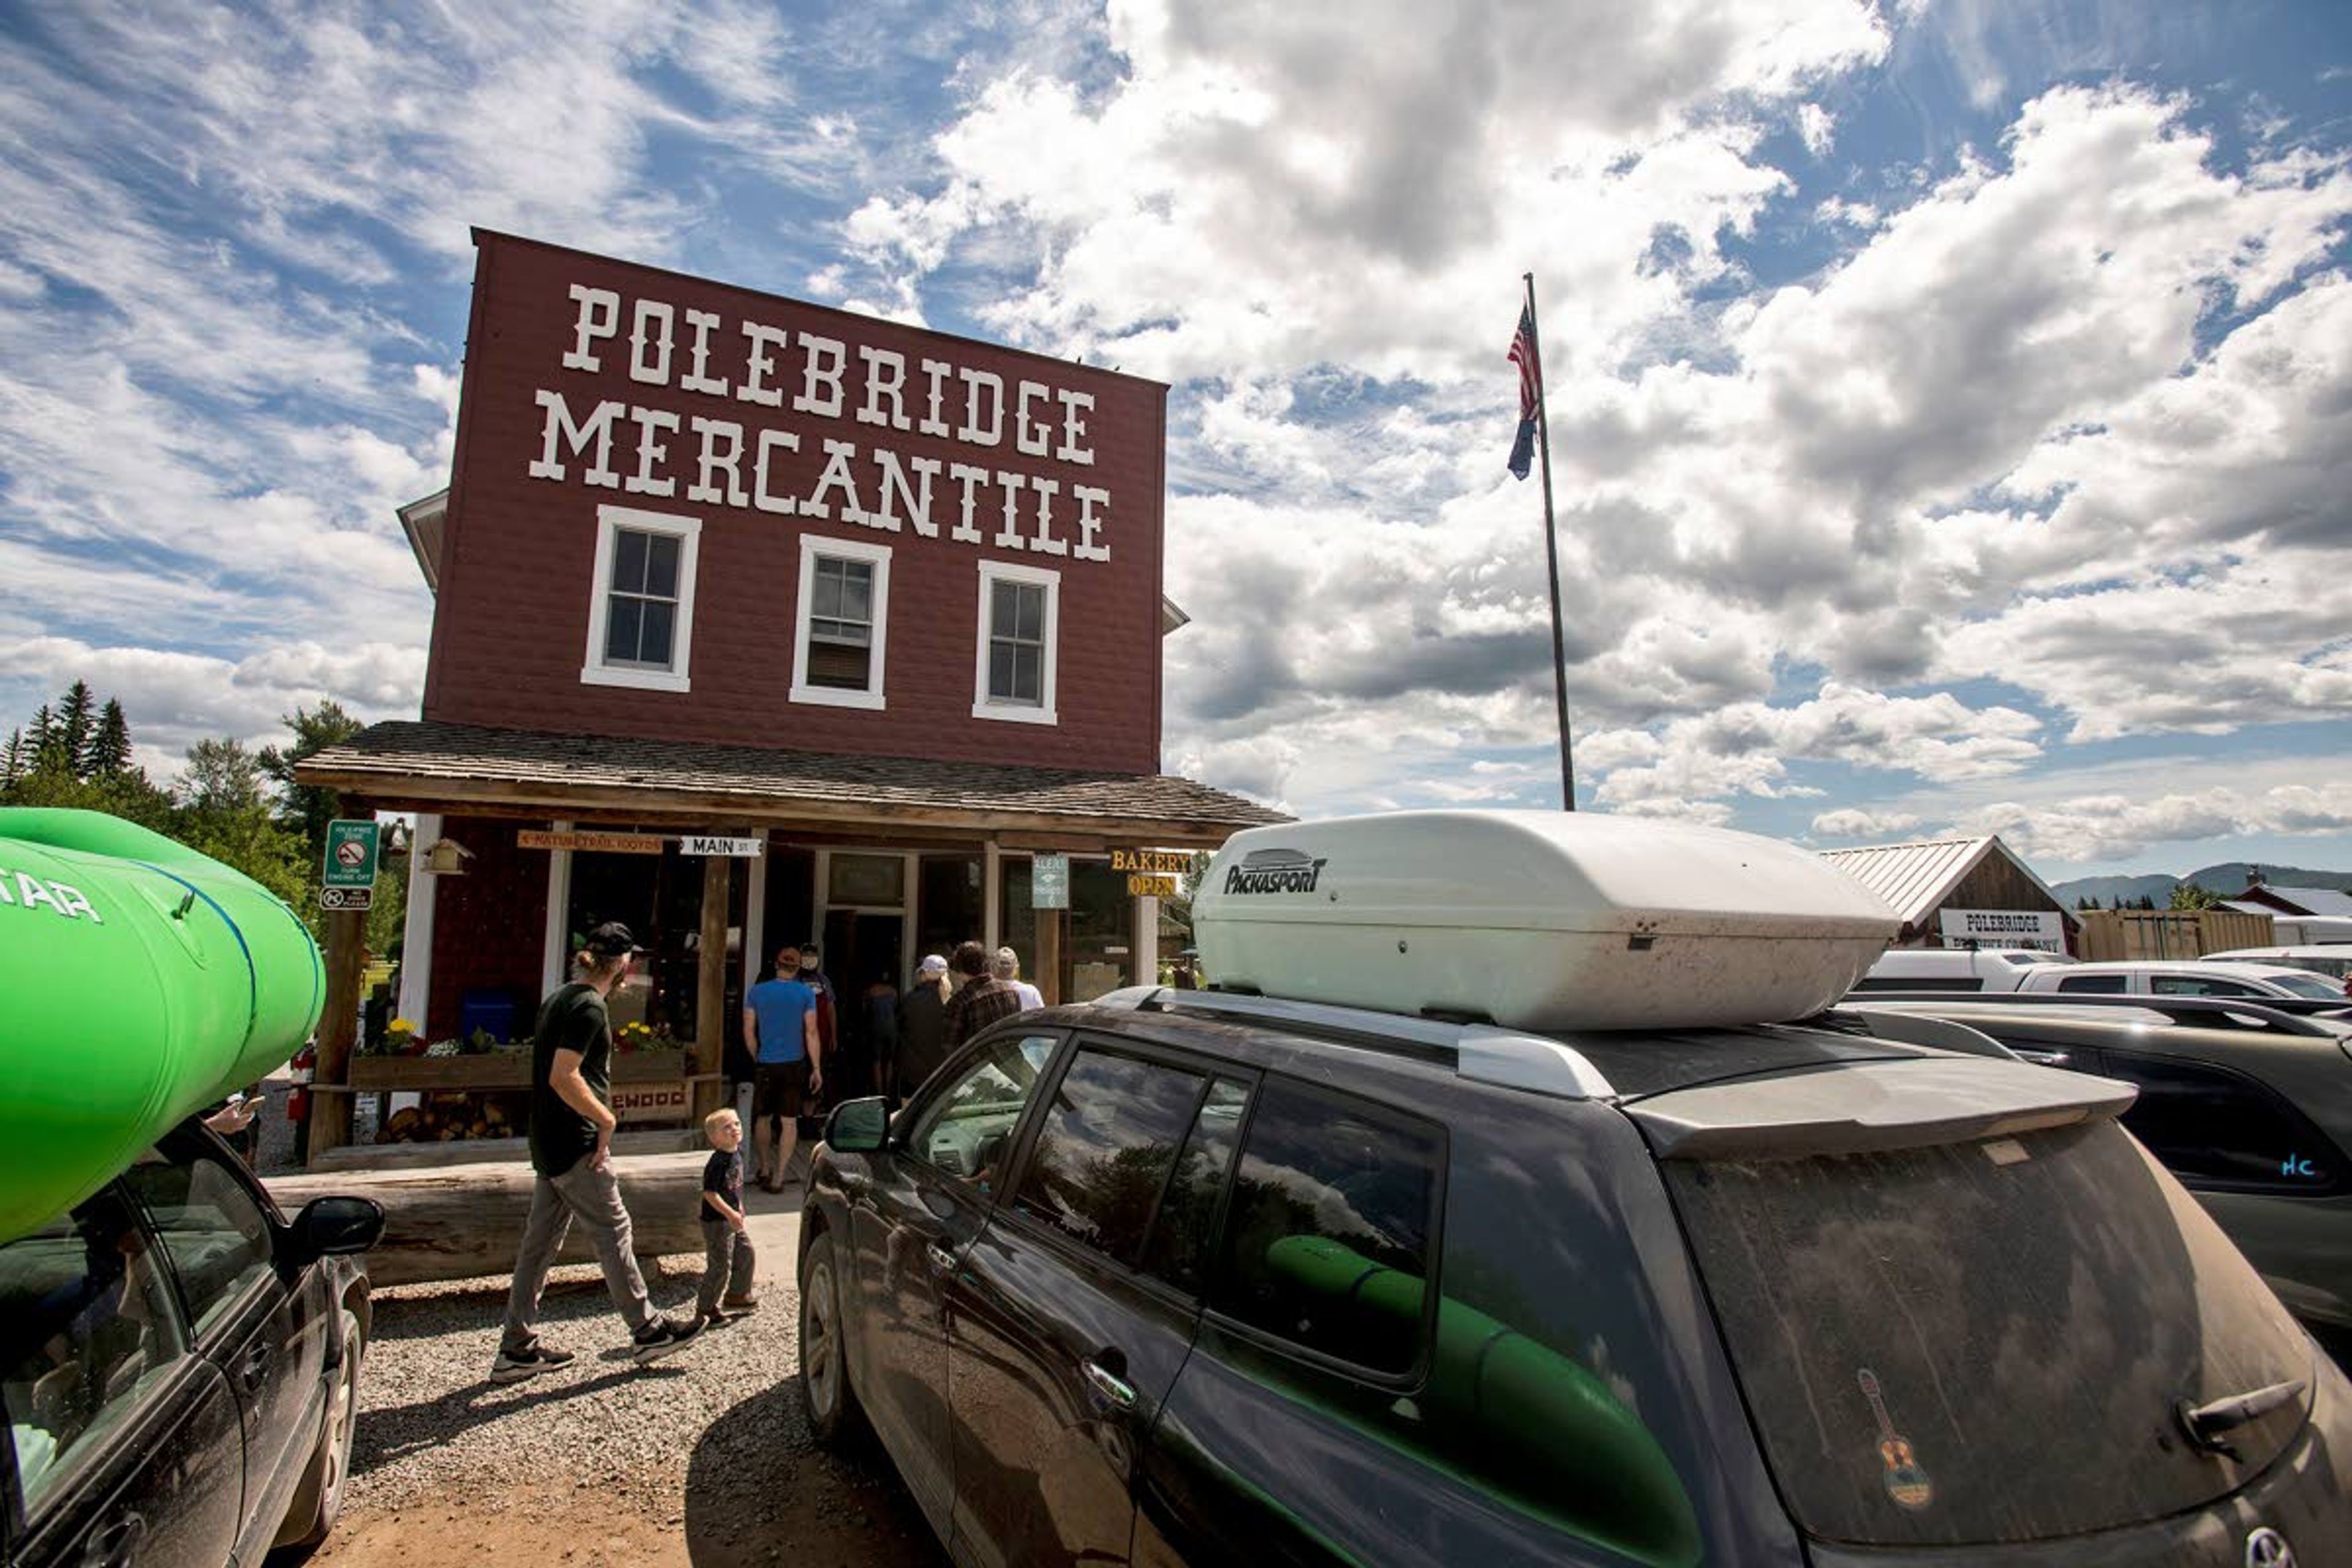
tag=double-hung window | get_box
[791,535,891,709]
[582,503,701,693]
[973,561,1059,725]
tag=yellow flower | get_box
[388,1017,417,1035]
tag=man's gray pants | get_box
[502,1159,655,1352]
[696,1221,756,1316]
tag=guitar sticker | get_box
[1858,1367,1935,1510]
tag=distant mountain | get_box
[2049,873,2177,908]
[2182,863,2352,896]
[2049,862,2352,909]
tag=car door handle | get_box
[1082,1359,1137,1410]
[925,1242,957,1273]
[84,1510,145,1568]
[239,1342,270,1387]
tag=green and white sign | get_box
[323,819,380,890]
[1031,853,1070,910]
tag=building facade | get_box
[298,232,1280,1151]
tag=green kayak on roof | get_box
[0,808,325,1243]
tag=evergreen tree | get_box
[2,728,22,785]
[85,699,132,777]
[55,680,97,778]
[26,703,66,774]
[257,699,364,854]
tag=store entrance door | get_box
[822,910,905,1101]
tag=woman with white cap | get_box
[894,954,954,1102]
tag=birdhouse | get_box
[423,837,473,876]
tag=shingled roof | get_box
[297,720,1287,843]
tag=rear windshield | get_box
[1663,1120,2312,1548]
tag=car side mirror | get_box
[292,1196,386,1259]
[826,1097,891,1154]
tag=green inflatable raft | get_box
[0,808,325,1244]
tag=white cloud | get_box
[1958,782,2352,864]
[1811,807,1924,840]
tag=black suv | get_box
[1853,992,2352,1338]
[801,987,2352,1567]
[1,1121,383,1567]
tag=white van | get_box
[2011,959,2348,1002]
[1852,946,2074,993]
[2199,947,2352,988]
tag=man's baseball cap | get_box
[918,953,948,976]
[584,921,643,957]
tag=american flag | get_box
[1506,304,1540,480]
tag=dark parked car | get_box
[1,1120,383,1567]
[1852,992,2352,1335]
[801,987,2352,1567]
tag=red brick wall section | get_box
[424,815,551,1042]
[425,230,1169,775]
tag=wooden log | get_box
[263,1149,712,1287]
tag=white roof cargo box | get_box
[1192,810,1900,1032]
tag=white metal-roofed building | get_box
[1817,835,2080,953]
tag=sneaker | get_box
[631,1314,704,1365]
[489,1341,577,1384]
[719,1295,761,1315]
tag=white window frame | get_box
[972,560,1060,726]
[581,503,701,693]
[790,534,892,711]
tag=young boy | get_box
[696,1109,759,1324]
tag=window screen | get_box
[807,556,875,690]
[1012,1049,1204,1266]
[1211,1079,1442,1374]
[604,527,681,668]
[987,579,1046,704]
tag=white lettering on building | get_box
[526,279,1118,562]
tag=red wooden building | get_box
[298,232,1279,1148]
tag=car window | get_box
[119,1147,276,1336]
[2056,974,2128,993]
[1139,1077,1252,1295]
[2098,1050,2344,1192]
[1210,1078,1443,1376]
[1,1186,188,1512]
[2151,974,2258,997]
[904,1033,1058,1195]
[1009,1048,1207,1267]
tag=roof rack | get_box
[1848,990,2349,1039]
[1088,986,1618,1099]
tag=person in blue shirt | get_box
[742,943,822,1191]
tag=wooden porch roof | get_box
[297,720,1286,847]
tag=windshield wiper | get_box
[2174,1378,2307,1458]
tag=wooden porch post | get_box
[1037,908,1063,1007]
[695,853,731,1119]
[308,897,370,1162]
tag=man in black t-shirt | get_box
[494,923,703,1382]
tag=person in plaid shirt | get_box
[943,940,1023,1049]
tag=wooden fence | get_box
[2074,908,2275,961]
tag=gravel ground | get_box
[310,1200,943,1567]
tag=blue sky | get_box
[1,0,2346,881]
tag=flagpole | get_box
[1523,272,1577,810]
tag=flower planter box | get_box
[347,1048,692,1092]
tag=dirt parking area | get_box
[307,1192,942,1567]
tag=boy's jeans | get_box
[502,1159,655,1352]
[697,1220,756,1316]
